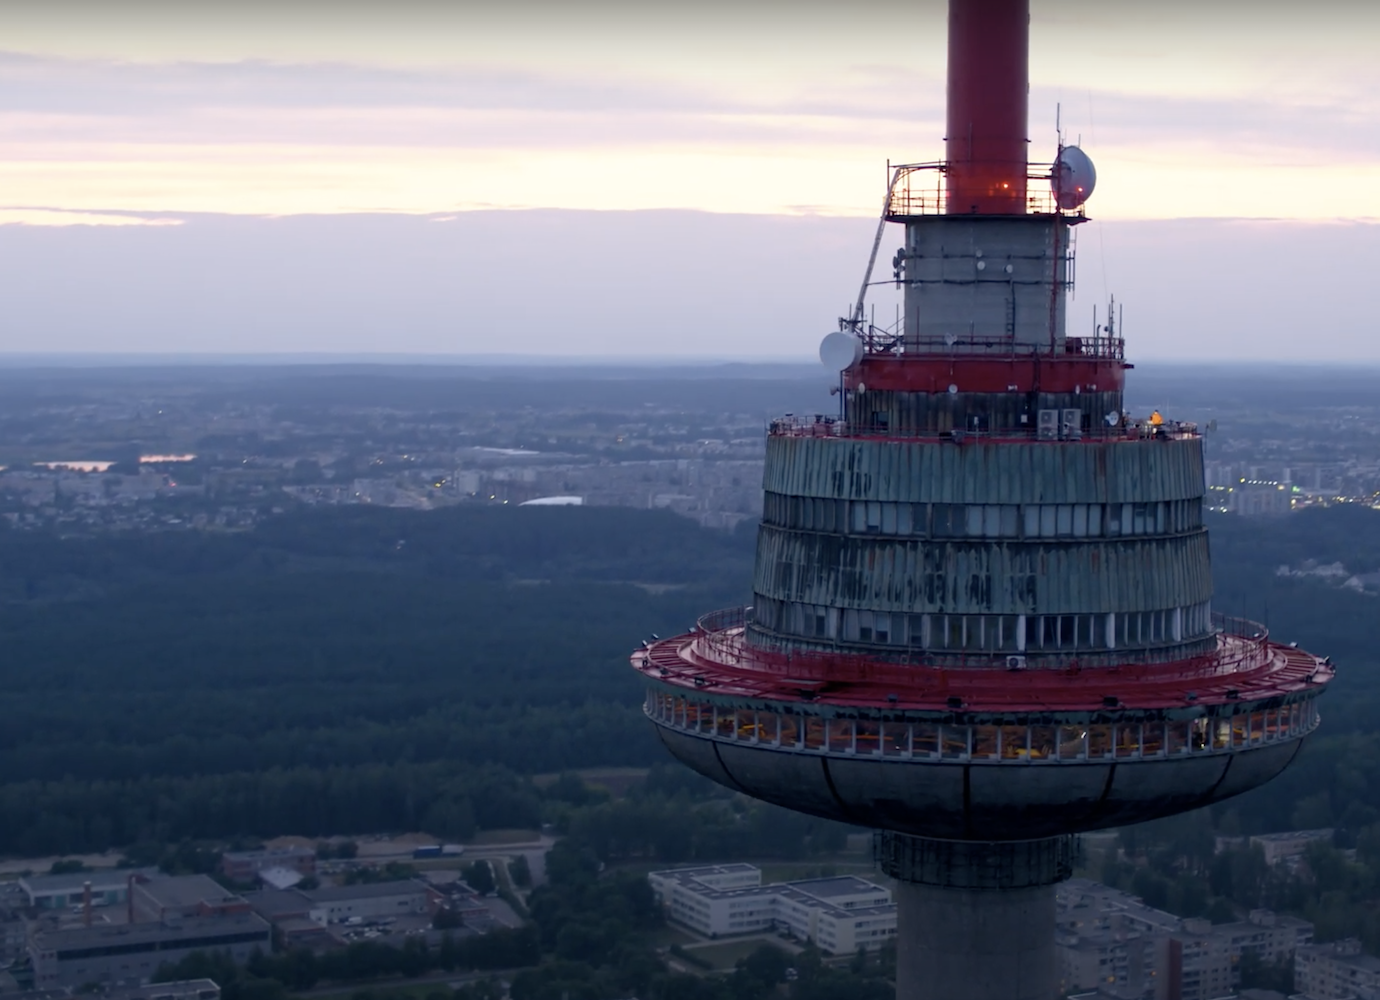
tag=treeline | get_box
[1,762,855,863]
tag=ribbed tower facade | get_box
[632,3,1331,998]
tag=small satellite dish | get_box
[1104,411,1120,426]
[947,384,958,395]
[855,382,867,393]
[944,333,957,347]
[819,331,864,371]
[1051,146,1097,209]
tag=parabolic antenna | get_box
[1051,146,1097,210]
[819,331,864,371]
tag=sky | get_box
[0,0,1376,360]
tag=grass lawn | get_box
[647,925,702,948]
[467,829,541,846]
[683,937,780,970]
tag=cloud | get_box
[0,207,182,227]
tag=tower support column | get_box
[878,833,1075,1000]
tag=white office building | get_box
[647,865,895,955]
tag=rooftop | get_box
[789,877,881,900]
[138,875,244,911]
[20,869,157,896]
[34,912,269,950]
[304,880,428,904]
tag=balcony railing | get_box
[766,414,1199,444]
[855,329,1124,360]
[886,161,1086,219]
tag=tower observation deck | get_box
[631,2,1332,998]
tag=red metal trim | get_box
[843,354,1126,395]
[945,0,1030,215]
[631,611,1331,714]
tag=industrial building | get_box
[302,880,433,924]
[648,865,895,955]
[29,912,271,988]
[630,2,1332,998]
[246,879,433,928]
[19,871,157,911]
[220,847,315,884]
[130,875,251,923]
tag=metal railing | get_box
[766,414,1199,444]
[689,607,1270,684]
[885,160,1085,219]
[853,329,1124,361]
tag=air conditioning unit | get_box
[1005,655,1027,671]
[1061,408,1083,440]
[1037,409,1059,440]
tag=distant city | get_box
[1,363,1377,537]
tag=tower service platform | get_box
[631,2,1333,998]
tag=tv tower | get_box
[632,2,1331,998]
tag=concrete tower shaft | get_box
[946,0,1030,214]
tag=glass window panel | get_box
[984,505,1002,537]
[913,723,939,757]
[1115,724,1141,758]
[697,703,714,734]
[1023,505,1040,538]
[1279,706,1293,737]
[1213,719,1231,751]
[1168,721,1189,755]
[850,502,866,533]
[1040,506,1057,537]
[882,722,910,757]
[856,719,881,755]
[1263,708,1279,741]
[1058,726,1086,760]
[828,719,854,753]
[1089,504,1103,536]
[673,697,686,727]
[897,503,913,535]
[757,713,779,745]
[1057,505,1074,536]
[780,715,801,748]
[941,726,969,759]
[717,709,735,738]
[1249,711,1265,745]
[867,502,882,532]
[1000,725,1028,760]
[1029,726,1056,760]
[1231,715,1249,747]
[1061,616,1076,648]
[1191,718,1210,752]
[1072,504,1088,536]
[972,726,999,760]
[1142,723,1166,757]
[966,505,985,536]
[881,503,897,534]
[804,716,826,750]
[1001,505,1019,537]
[736,710,757,741]
[1087,725,1114,759]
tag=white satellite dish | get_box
[1051,146,1097,210]
[819,331,864,371]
